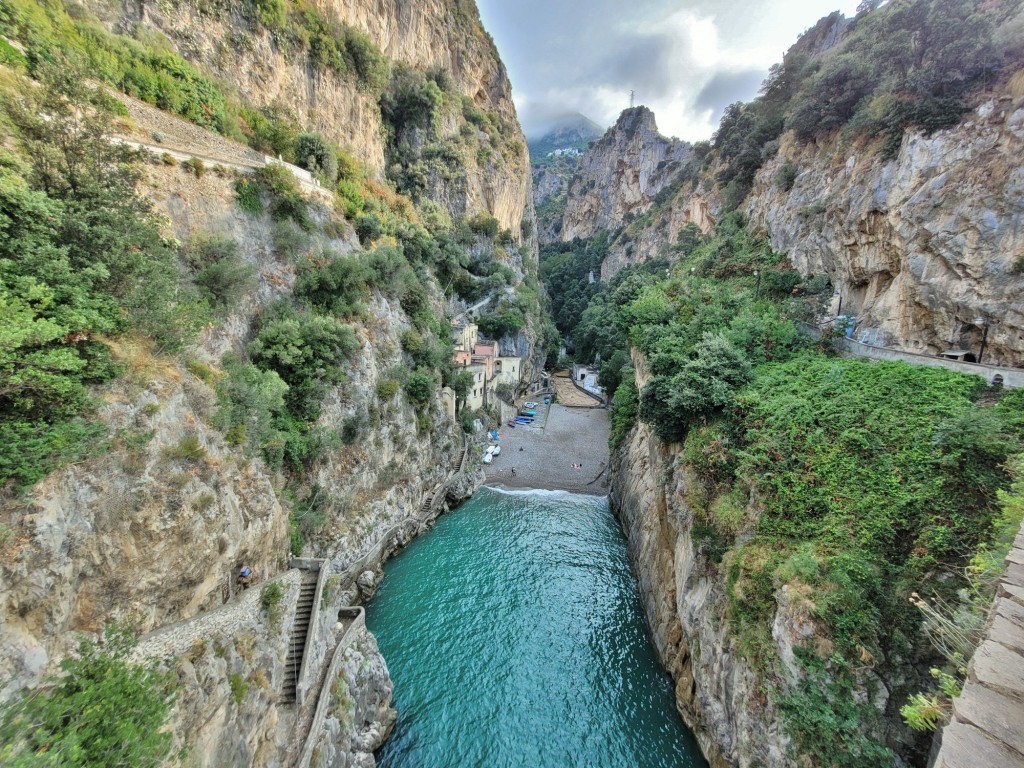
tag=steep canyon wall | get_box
[1,0,536,764]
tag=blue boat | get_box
[520,410,537,417]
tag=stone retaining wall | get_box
[296,560,330,707]
[931,521,1024,768]
[296,608,368,768]
[132,569,303,663]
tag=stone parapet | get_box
[931,522,1024,767]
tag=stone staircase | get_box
[417,490,436,518]
[282,572,318,703]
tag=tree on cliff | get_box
[0,625,178,767]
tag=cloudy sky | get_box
[476,0,861,141]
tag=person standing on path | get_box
[511,467,516,477]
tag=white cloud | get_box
[478,0,864,142]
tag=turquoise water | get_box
[365,487,708,768]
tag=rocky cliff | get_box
[0,157,449,762]
[544,58,1024,366]
[610,358,790,768]
[0,0,537,764]
[746,98,1024,366]
[84,0,534,237]
[558,108,693,244]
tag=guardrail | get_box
[797,323,1024,388]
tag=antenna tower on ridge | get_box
[630,90,635,108]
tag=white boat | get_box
[491,444,501,456]
[483,445,495,464]
[524,401,538,408]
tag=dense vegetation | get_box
[544,211,1021,765]
[0,0,539,527]
[0,625,178,767]
[0,68,210,488]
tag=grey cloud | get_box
[694,69,767,116]
[590,31,683,99]
[477,0,855,140]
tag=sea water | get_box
[365,487,708,768]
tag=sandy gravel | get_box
[482,402,611,495]
[552,373,604,406]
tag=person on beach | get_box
[511,467,516,477]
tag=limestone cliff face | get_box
[747,98,1024,365]
[553,93,1024,362]
[85,0,534,236]
[0,157,457,764]
[610,418,791,768]
[600,192,716,280]
[559,108,692,244]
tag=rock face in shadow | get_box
[610,420,791,768]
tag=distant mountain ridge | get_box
[528,112,603,164]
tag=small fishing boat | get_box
[490,444,501,456]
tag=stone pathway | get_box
[933,523,1024,767]
[111,91,332,203]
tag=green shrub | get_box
[182,157,205,178]
[163,434,206,461]
[250,0,287,30]
[403,368,436,406]
[235,178,263,214]
[380,64,445,133]
[227,673,249,704]
[248,302,358,419]
[775,159,798,191]
[253,164,311,229]
[354,213,383,245]
[260,581,284,626]
[0,624,177,767]
[214,356,288,458]
[184,234,257,313]
[294,250,371,317]
[272,218,311,259]
[294,131,338,184]
[376,379,399,402]
[467,212,500,239]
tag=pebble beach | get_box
[482,401,611,495]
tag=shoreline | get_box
[483,478,608,496]
[481,403,611,494]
